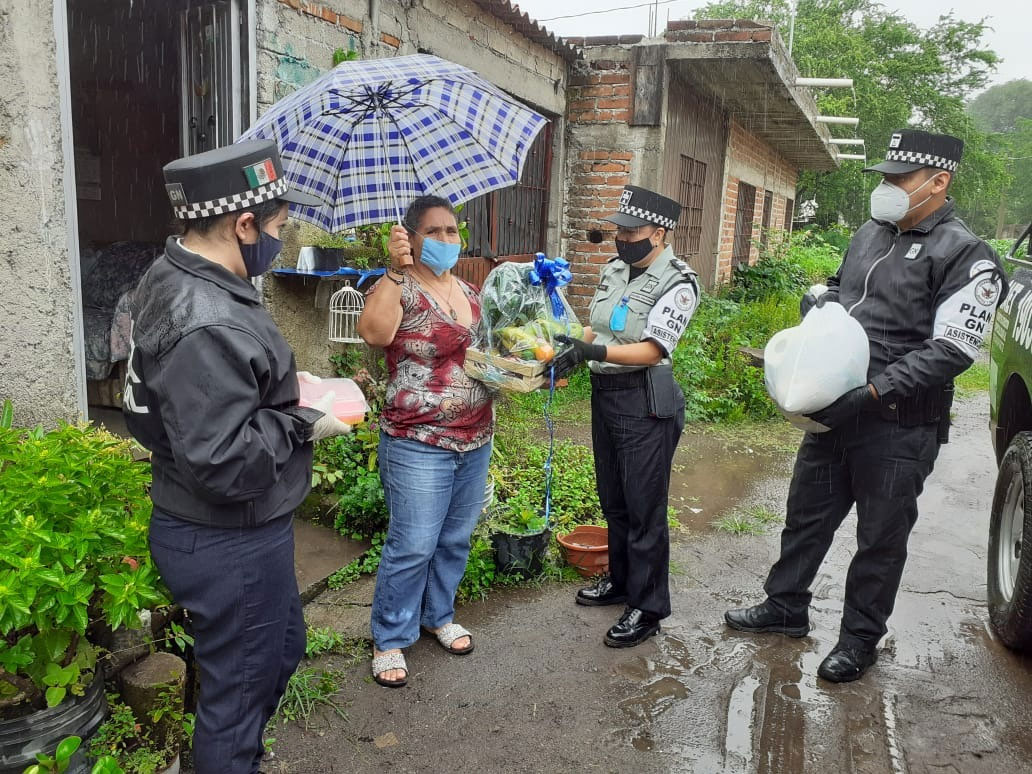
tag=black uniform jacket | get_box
[123,237,319,527]
[824,200,1006,399]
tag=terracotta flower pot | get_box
[557,525,609,578]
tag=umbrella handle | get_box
[375,109,404,226]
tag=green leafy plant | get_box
[456,535,497,602]
[273,667,347,729]
[0,404,168,713]
[488,505,546,535]
[713,505,782,536]
[311,429,388,538]
[88,693,180,773]
[326,531,385,589]
[22,735,82,774]
[489,439,601,533]
[304,626,348,658]
[332,47,359,67]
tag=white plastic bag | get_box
[764,301,870,432]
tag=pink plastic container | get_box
[298,377,369,425]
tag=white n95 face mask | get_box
[869,174,938,223]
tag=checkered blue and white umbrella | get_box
[238,54,548,232]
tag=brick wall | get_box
[715,120,799,282]
[563,55,636,311]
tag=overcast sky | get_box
[515,0,1028,92]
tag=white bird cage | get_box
[328,284,365,343]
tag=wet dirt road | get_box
[271,396,1032,773]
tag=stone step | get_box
[293,518,368,605]
[303,575,377,642]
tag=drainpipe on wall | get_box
[368,0,381,53]
[54,0,88,421]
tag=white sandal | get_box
[429,623,474,655]
[371,651,408,688]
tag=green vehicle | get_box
[988,222,1032,649]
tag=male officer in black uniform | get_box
[123,140,350,772]
[725,130,1006,681]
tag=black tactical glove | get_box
[552,335,607,378]
[799,289,831,318]
[806,385,877,429]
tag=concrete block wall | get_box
[716,120,798,281]
[0,0,83,425]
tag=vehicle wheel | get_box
[988,431,1032,649]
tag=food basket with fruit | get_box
[465,253,582,393]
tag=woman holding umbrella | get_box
[553,185,699,648]
[358,195,493,687]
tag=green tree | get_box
[968,80,1032,232]
[695,0,1008,234]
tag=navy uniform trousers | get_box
[764,412,940,650]
[590,372,685,619]
[149,509,305,774]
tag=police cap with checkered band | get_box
[162,140,323,220]
[864,129,964,176]
[604,185,681,231]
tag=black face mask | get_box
[615,236,654,265]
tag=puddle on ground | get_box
[672,433,790,532]
[555,418,794,533]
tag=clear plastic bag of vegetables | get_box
[480,255,583,360]
[465,254,583,391]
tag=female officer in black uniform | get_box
[554,185,699,648]
[123,140,351,773]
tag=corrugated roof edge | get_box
[472,0,583,62]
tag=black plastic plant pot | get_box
[0,672,108,774]
[313,247,345,271]
[491,529,551,579]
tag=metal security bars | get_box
[732,182,757,267]
[674,154,707,257]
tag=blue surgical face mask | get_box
[240,230,283,277]
[418,237,461,276]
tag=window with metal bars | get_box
[784,198,795,232]
[760,189,773,248]
[460,123,552,263]
[732,182,756,267]
[674,154,706,257]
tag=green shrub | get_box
[728,229,843,303]
[490,439,601,533]
[457,535,496,602]
[673,292,799,422]
[0,403,167,713]
[311,424,387,539]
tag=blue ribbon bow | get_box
[528,252,573,321]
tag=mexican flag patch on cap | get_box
[244,158,278,188]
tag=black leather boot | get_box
[724,600,810,637]
[576,574,627,607]
[603,607,661,648]
[817,645,878,682]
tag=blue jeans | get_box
[148,509,304,774]
[371,432,492,650]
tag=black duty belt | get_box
[590,369,647,390]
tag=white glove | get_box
[310,391,352,441]
[297,371,322,385]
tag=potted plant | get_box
[0,401,168,773]
[487,505,550,579]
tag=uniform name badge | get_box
[610,296,630,332]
